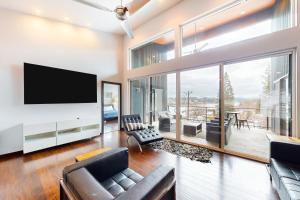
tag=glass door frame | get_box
[128,76,150,124]
[177,64,223,149]
[221,50,296,161]
[128,49,296,162]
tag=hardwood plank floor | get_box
[0,131,279,200]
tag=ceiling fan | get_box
[73,0,151,38]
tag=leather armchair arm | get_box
[115,165,176,200]
[63,168,114,200]
[63,148,129,183]
[271,141,300,164]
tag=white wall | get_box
[122,0,227,111]
[0,8,123,154]
[123,0,300,136]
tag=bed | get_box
[103,105,118,120]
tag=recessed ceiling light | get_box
[64,17,70,21]
[87,23,92,27]
[240,11,246,15]
[35,9,41,15]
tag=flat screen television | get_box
[24,63,97,104]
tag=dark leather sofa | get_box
[270,141,300,200]
[206,118,232,145]
[60,148,176,200]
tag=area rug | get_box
[149,139,213,163]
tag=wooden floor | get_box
[104,119,119,133]
[0,131,279,200]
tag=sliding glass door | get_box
[180,66,220,148]
[223,54,292,159]
[129,52,294,161]
[130,78,149,123]
[130,73,177,139]
[149,73,177,139]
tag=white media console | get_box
[23,119,100,154]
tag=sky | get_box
[168,18,274,99]
[165,14,291,100]
[167,58,271,99]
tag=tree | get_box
[262,65,271,96]
[224,72,235,111]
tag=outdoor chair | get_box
[238,111,251,130]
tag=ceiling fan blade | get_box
[73,0,113,12]
[120,20,134,39]
[126,0,150,15]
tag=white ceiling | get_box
[0,0,182,34]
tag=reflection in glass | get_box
[150,73,176,139]
[224,54,292,160]
[130,78,149,123]
[182,0,294,56]
[131,31,175,69]
[180,66,220,148]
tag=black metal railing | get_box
[167,104,271,129]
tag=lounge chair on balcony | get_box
[206,118,233,145]
[158,111,176,132]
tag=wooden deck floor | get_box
[161,124,270,161]
[0,131,279,200]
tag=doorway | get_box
[101,81,122,133]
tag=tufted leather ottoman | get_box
[132,129,162,145]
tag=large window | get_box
[130,31,175,69]
[130,73,177,139]
[130,78,149,122]
[150,74,177,139]
[128,0,296,162]
[180,66,220,148]
[182,0,295,56]
[223,54,292,159]
[129,51,294,161]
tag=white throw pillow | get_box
[127,122,144,131]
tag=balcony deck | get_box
[156,122,271,160]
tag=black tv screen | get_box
[24,63,97,104]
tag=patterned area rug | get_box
[149,139,213,163]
